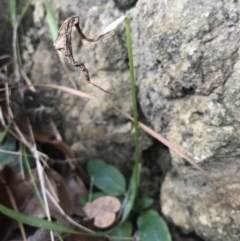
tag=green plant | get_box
[86,159,171,241]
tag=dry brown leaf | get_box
[83,196,121,229]
[46,169,87,217]
[54,16,112,94]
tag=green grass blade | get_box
[121,17,141,221]
[125,18,140,165]
[8,0,16,26]
[0,203,78,234]
[121,163,141,222]
[19,0,33,22]
[44,0,58,40]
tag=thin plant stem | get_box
[125,18,140,166]
[117,17,141,224]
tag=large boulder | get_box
[130,0,240,240]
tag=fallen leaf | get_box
[83,196,121,229]
[54,15,127,94]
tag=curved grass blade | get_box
[19,0,33,22]
[0,203,78,234]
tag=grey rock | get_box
[130,0,240,240]
[161,162,240,241]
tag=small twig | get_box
[19,143,25,180]
[12,17,20,83]
[19,66,36,92]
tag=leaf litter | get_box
[83,196,121,229]
[0,74,100,240]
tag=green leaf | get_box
[87,159,126,196]
[110,221,132,241]
[121,163,141,222]
[79,192,107,205]
[135,197,154,212]
[0,138,17,167]
[0,203,78,234]
[137,210,171,241]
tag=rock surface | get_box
[129,0,240,240]
[2,0,240,240]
